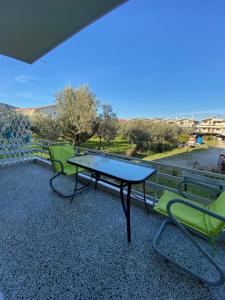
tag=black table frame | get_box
[68,155,156,242]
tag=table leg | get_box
[120,183,127,217]
[127,183,131,243]
[70,171,78,203]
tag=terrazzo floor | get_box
[0,162,225,299]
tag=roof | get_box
[36,104,56,110]
[201,116,225,122]
[0,0,127,63]
[118,118,128,123]
[177,118,195,121]
[15,108,36,116]
[16,108,35,111]
[16,104,57,116]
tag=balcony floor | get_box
[0,162,225,299]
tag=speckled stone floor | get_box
[0,162,225,300]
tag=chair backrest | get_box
[49,144,75,172]
[205,191,225,236]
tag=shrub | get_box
[177,134,190,144]
[204,135,213,141]
[151,142,174,153]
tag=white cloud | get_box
[14,75,36,83]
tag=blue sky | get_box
[1,0,225,119]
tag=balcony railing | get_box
[0,106,224,205]
[30,138,225,206]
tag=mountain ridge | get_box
[0,102,17,112]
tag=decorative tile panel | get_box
[0,112,33,166]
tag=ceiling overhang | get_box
[0,0,127,63]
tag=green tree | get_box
[97,104,118,143]
[150,122,179,143]
[148,122,181,151]
[123,120,184,153]
[125,119,151,153]
[31,111,60,140]
[56,85,99,145]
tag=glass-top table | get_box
[68,154,156,242]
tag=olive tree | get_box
[124,120,185,153]
[31,111,60,140]
[125,119,151,153]
[56,85,99,145]
[97,104,118,143]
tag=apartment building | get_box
[165,118,198,128]
[197,117,225,135]
[175,118,199,128]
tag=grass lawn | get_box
[81,136,214,161]
[81,136,131,155]
[143,145,209,161]
[31,136,218,165]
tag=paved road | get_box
[158,145,225,171]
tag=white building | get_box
[175,118,198,128]
[37,105,57,117]
[165,118,198,128]
[16,104,57,118]
[197,117,225,135]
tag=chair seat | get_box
[153,190,225,286]
[62,163,84,176]
[154,191,210,236]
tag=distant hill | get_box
[0,102,17,112]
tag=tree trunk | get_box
[74,135,80,147]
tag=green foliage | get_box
[177,133,190,144]
[118,122,127,138]
[31,85,119,146]
[31,111,60,140]
[123,120,183,153]
[56,85,99,145]
[150,122,181,145]
[204,135,213,141]
[125,119,151,153]
[150,141,174,153]
[97,104,118,143]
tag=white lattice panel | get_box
[0,112,33,167]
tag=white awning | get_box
[0,0,127,64]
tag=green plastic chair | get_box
[48,144,90,203]
[153,180,225,286]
